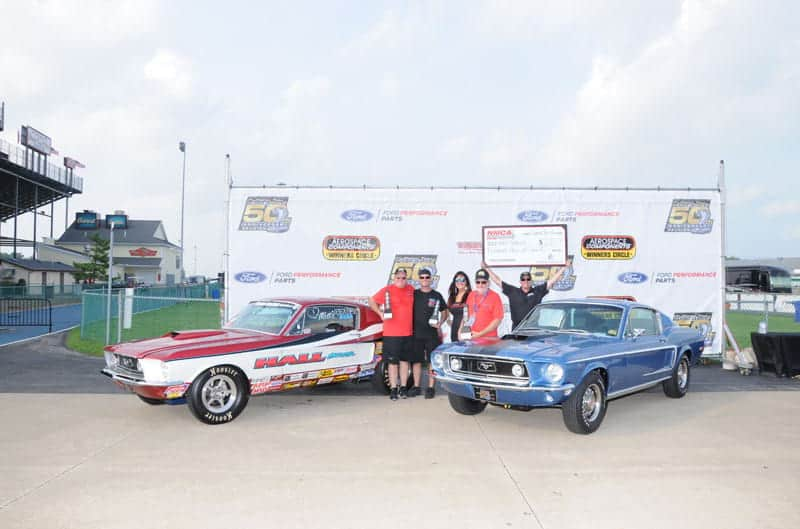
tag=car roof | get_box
[540,298,656,312]
[250,297,366,308]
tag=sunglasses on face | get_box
[395,276,407,280]
[475,280,488,285]
[521,278,532,282]
[419,276,431,280]
[454,278,466,283]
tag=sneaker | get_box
[399,387,408,399]
[390,387,399,401]
[425,387,435,399]
[408,387,421,398]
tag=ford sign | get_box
[517,210,549,223]
[235,271,267,284]
[618,272,648,284]
[341,210,374,222]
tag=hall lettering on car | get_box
[254,352,325,369]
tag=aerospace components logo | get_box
[673,312,716,347]
[239,196,292,233]
[618,272,648,284]
[580,235,637,260]
[664,199,713,234]
[530,256,577,291]
[322,235,381,261]
[234,271,267,283]
[340,210,374,222]
[517,210,549,223]
[388,254,440,289]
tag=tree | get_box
[73,234,109,283]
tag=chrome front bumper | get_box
[435,373,574,393]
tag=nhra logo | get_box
[486,229,513,239]
[341,209,373,222]
[530,256,576,291]
[581,235,637,260]
[665,199,713,234]
[388,254,440,289]
[322,235,380,261]
[673,312,716,347]
[234,271,266,283]
[517,210,549,223]
[618,272,648,284]
[239,196,292,233]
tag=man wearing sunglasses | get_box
[411,268,448,399]
[483,258,572,329]
[457,269,504,339]
[369,267,415,400]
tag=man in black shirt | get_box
[411,268,448,398]
[483,259,572,329]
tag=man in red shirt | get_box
[458,268,504,339]
[369,267,416,400]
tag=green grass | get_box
[67,301,221,356]
[726,311,799,350]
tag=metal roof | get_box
[112,257,162,268]
[0,257,76,272]
[56,219,179,248]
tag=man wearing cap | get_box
[369,267,415,400]
[483,259,572,329]
[458,268,504,339]
[411,268,448,399]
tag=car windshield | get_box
[517,303,624,337]
[226,302,298,334]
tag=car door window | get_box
[626,308,661,336]
[298,305,359,335]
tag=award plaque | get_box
[482,224,567,267]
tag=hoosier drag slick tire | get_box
[447,393,488,415]
[186,365,250,425]
[663,353,691,398]
[561,371,607,434]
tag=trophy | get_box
[383,290,393,320]
[428,299,440,327]
[459,305,472,340]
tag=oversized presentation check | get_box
[482,225,568,267]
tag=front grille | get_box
[450,356,528,379]
[114,354,143,377]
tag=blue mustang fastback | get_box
[431,299,705,434]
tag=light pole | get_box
[179,141,186,282]
[105,221,116,345]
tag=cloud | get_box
[144,50,193,99]
[727,185,766,207]
[341,3,445,57]
[439,135,472,159]
[761,200,800,218]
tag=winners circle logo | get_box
[322,235,381,261]
[664,199,713,234]
[580,235,636,260]
[239,196,292,233]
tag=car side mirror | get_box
[626,328,645,339]
[302,328,312,335]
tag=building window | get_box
[176,256,181,269]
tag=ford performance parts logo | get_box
[618,272,648,284]
[341,209,373,222]
[517,210,549,223]
[234,271,266,283]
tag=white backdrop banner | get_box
[227,187,723,355]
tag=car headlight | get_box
[140,359,168,382]
[432,353,444,369]
[450,357,462,371]
[104,351,117,367]
[543,363,564,384]
[511,363,525,377]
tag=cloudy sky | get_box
[1,0,797,275]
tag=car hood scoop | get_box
[460,333,608,360]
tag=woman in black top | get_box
[446,271,472,342]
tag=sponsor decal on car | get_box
[340,209,374,222]
[618,272,648,284]
[239,196,292,233]
[163,383,190,399]
[456,241,482,255]
[580,235,636,260]
[234,271,266,283]
[254,352,325,369]
[317,376,334,385]
[529,256,577,291]
[378,209,448,222]
[664,199,713,234]
[388,254,440,288]
[322,235,380,261]
[517,210,549,223]
[673,312,716,347]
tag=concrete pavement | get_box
[1,388,798,529]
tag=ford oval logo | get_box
[235,271,266,284]
[517,210,549,223]
[341,209,373,222]
[618,272,648,284]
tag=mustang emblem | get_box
[477,361,496,373]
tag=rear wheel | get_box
[186,366,249,425]
[371,359,415,394]
[663,353,691,398]
[137,395,164,405]
[562,371,607,434]
[448,393,488,415]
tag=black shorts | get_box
[382,336,412,364]
[413,336,442,364]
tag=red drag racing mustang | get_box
[101,298,389,424]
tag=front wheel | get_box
[448,393,488,415]
[562,371,607,434]
[663,354,690,398]
[186,366,249,425]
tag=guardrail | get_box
[0,297,53,332]
[725,292,798,314]
[0,137,83,192]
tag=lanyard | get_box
[472,290,489,316]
